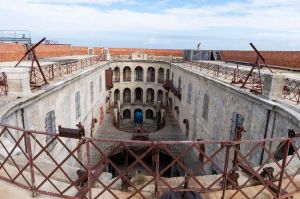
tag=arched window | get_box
[113,67,120,82]
[135,66,143,81]
[123,109,131,119]
[187,82,192,104]
[123,66,131,82]
[146,88,154,104]
[146,109,154,119]
[90,81,94,103]
[147,67,155,82]
[123,88,131,104]
[202,93,209,121]
[158,68,164,84]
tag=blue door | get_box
[134,111,143,123]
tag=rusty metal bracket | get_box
[58,123,85,139]
[15,38,48,89]
[241,43,273,94]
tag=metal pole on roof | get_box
[197,42,201,50]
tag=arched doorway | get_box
[146,88,154,104]
[158,68,164,84]
[157,90,163,105]
[135,66,143,82]
[146,109,154,120]
[113,67,120,82]
[135,87,143,103]
[123,88,131,104]
[134,109,143,123]
[123,66,131,82]
[147,67,155,82]
[114,89,120,105]
[166,69,170,81]
[123,109,131,119]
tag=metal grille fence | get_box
[283,78,300,105]
[0,72,8,96]
[0,124,300,198]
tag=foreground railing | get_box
[0,124,300,198]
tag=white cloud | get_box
[0,0,299,49]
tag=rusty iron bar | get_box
[221,143,232,199]
[0,72,8,96]
[14,38,46,68]
[240,43,273,94]
[86,140,92,199]
[25,131,37,197]
[277,140,291,197]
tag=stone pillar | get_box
[131,89,134,103]
[120,67,123,82]
[143,89,147,104]
[131,108,134,122]
[262,73,285,100]
[131,68,134,82]
[2,68,31,96]
[154,89,158,105]
[120,88,123,104]
[143,68,147,83]
[155,68,158,84]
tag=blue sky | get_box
[0,0,300,50]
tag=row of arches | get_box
[123,109,154,120]
[113,66,170,83]
[113,88,166,105]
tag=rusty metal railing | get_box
[178,61,265,94]
[30,56,104,88]
[0,72,8,96]
[283,78,300,105]
[0,124,300,198]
